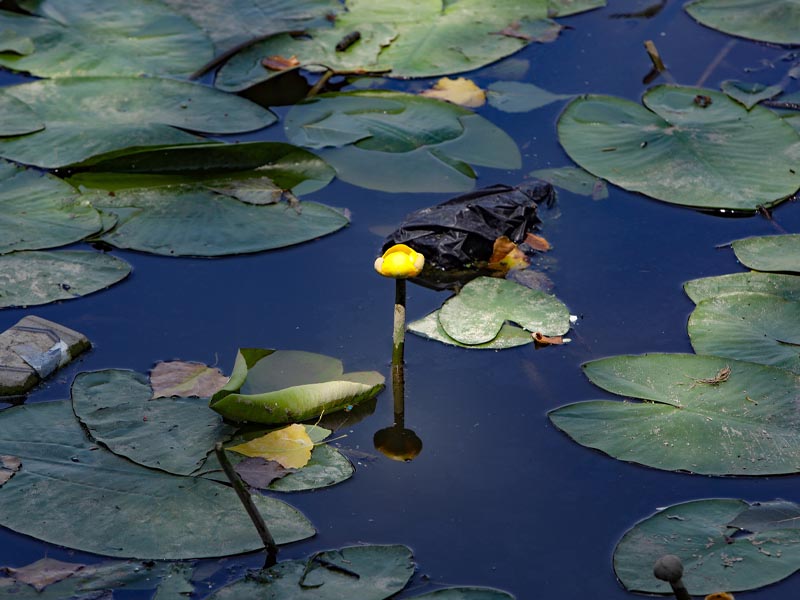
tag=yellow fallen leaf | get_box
[227,424,313,469]
[420,77,486,108]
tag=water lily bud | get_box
[374,244,425,278]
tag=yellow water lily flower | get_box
[374,244,425,278]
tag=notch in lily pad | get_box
[210,349,385,425]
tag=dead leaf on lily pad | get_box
[149,361,228,399]
[6,558,85,592]
[0,455,20,487]
[227,424,313,468]
[525,233,552,251]
[261,55,300,71]
[532,332,565,346]
[235,457,296,489]
[488,236,530,271]
[420,77,486,108]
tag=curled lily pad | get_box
[732,234,800,273]
[210,349,385,424]
[0,77,276,168]
[437,277,570,345]
[685,0,800,45]
[0,0,213,78]
[684,271,800,304]
[558,86,800,210]
[549,353,800,475]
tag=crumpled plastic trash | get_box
[380,180,554,287]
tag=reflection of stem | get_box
[214,443,278,568]
[392,279,406,368]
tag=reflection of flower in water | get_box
[374,244,425,279]
[374,425,422,462]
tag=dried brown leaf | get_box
[8,558,85,592]
[420,77,486,108]
[524,233,551,251]
[235,457,296,489]
[261,55,300,71]
[488,236,530,272]
[149,360,228,399]
[0,454,20,487]
[532,332,564,346]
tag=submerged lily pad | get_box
[531,166,608,199]
[721,80,782,109]
[558,86,800,210]
[0,160,102,254]
[209,544,414,599]
[411,590,515,599]
[210,349,385,424]
[0,77,276,168]
[83,183,348,257]
[437,277,570,345]
[615,499,800,594]
[732,234,800,273]
[72,369,232,476]
[0,0,213,78]
[215,0,606,90]
[284,91,520,193]
[408,310,534,350]
[0,401,314,559]
[685,0,800,45]
[684,271,800,304]
[688,292,800,373]
[0,251,131,309]
[549,353,800,475]
[487,81,572,113]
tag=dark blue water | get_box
[3,2,800,598]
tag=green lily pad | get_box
[686,0,800,45]
[721,80,783,109]
[0,93,43,136]
[209,544,414,599]
[70,141,335,196]
[614,499,800,594]
[557,85,800,210]
[411,590,514,599]
[0,0,213,78]
[531,166,608,199]
[0,160,102,254]
[487,81,572,113]
[0,77,276,169]
[284,90,520,193]
[684,272,800,304]
[408,310,534,350]
[0,401,314,559]
[0,251,131,309]
[210,349,385,424]
[71,369,232,476]
[83,182,348,257]
[268,444,354,492]
[0,28,35,55]
[438,277,570,345]
[732,234,800,273]
[549,353,800,475]
[214,0,606,89]
[689,292,800,373]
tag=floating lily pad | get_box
[209,544,414,600]
[268,444,354,492]
[721,80,783,109]
[411,589,515,599]
[614,499,800,594]
[689,292,800,373]
[0,401,314,558]
[732,234,800,273]
[408,310,534,350]
[558,86,800,210]
[71,141,335,196]
[0,160,102,254]
[83,183,348,257]
[0,77,276,168]
[684,272,800,304]
[284,90,520,193]
[72,369,232,476]
[437,277,570,345]
[0,251,131,309]
[531,166,608,199]
[487,81,572,113]
[210,349,385,424]
[686,0,800,45]
[0,0,213,77]
[549,353,800,475]
[214,0,606,90]
[0,93,43,135]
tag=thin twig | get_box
[307,69,335,98]
[695,40,736,87]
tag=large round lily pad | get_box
[688,292,800,373]
[85,183,348,257]
[549,353,800,475]
[732,234,800,273]
[0,77,276,168]
[557,86,800,210]
[615,499,800,594]
[0,0,213,78]
[0,160,102,254]
[685,0,800,45]
[0,401,314,559]
[72,369,232,476]
[210,349,385,424]
[684,272,800,304]
[438,277,570,345]
[284,91,520,193]
[0,251,131,309]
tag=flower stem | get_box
[392,279,406,367]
